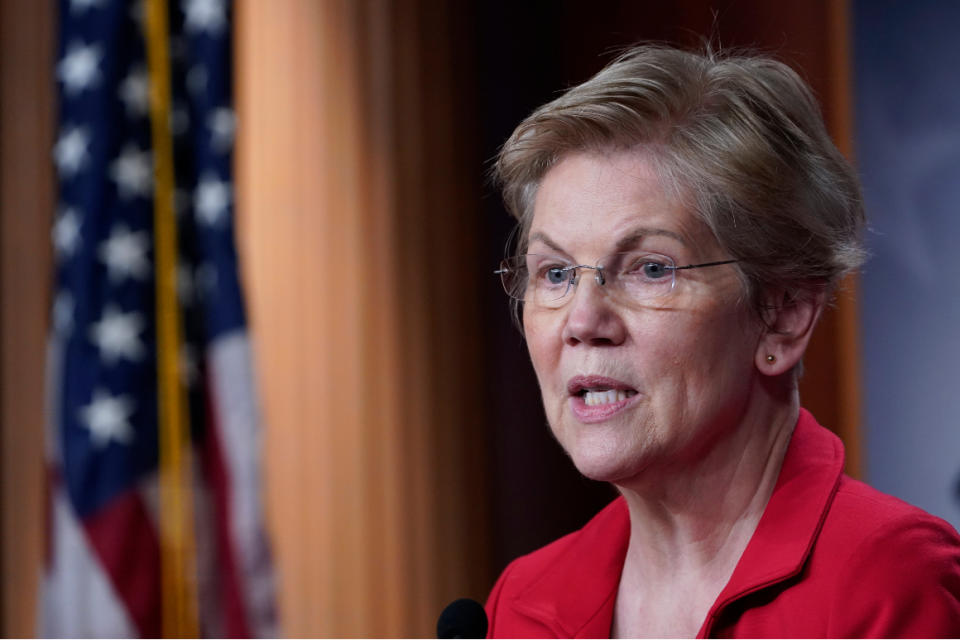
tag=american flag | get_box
[43,0,276,636]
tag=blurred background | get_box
[1,0,958,636]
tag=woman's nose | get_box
[560,276,627,347]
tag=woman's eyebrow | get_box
[527,231,567,254]
[615,227,686,251]
[528,227,686,255]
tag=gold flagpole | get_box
[145,0,199,635]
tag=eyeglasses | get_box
[495,252,738,309]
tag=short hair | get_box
[494,44,866,318]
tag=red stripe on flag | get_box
[200,380,252,637]
[83,489,161,637]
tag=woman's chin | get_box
[566,440,655,484]
[553,414,663,483]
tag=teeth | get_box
[583,389,628,406]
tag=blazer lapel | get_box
[698,409,845,637]
[511,498,631,637]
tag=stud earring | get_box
[765,354,776,364]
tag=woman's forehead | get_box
[528,152,713,254]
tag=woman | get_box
[487,45,960,638]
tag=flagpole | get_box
[145,0,199,636]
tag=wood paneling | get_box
[0,1,55,636]
[234,1,488,635]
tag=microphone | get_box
[437,598,489,639]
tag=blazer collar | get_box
[507,409,845,639]
[697,408,845,637]
[511,498,630,637]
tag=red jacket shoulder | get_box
[832,474,960,533]
[816,475,960,637]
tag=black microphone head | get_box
[437,598,488,639]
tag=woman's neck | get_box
[611,395,798,637]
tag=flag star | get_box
[183,0,227,35]
[208,107,236,152]
[79,389,135,447]
[52,207,82,258]
[89,306,146,364]
[54,126,91,177]
[57,41,102,95]
[118,66,149,117]
[99,224,150,282]
[52,291,75,335]
[110,145,153,200]
[70,0,107,12]
[194,174,231,226]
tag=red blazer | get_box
[485,410,960,638]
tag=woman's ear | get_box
[755,289,826,376]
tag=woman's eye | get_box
[642,262,669,279]
[545,267,567,285]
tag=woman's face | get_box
[523,151,764,485]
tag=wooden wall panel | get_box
[234,1,488,635]
[0,0,55,636]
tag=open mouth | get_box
[567,377,640,424]
[578,388,638,406]
[568,376,639,408]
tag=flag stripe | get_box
[208,333,277,637]
[83,489,162,637]
[200,383,252,637]
[44,477,136,638]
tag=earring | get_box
[765,354,776,364]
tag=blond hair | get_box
[495,45,866,315]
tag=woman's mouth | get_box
[567,376,639,422]
[582,389,634,406]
